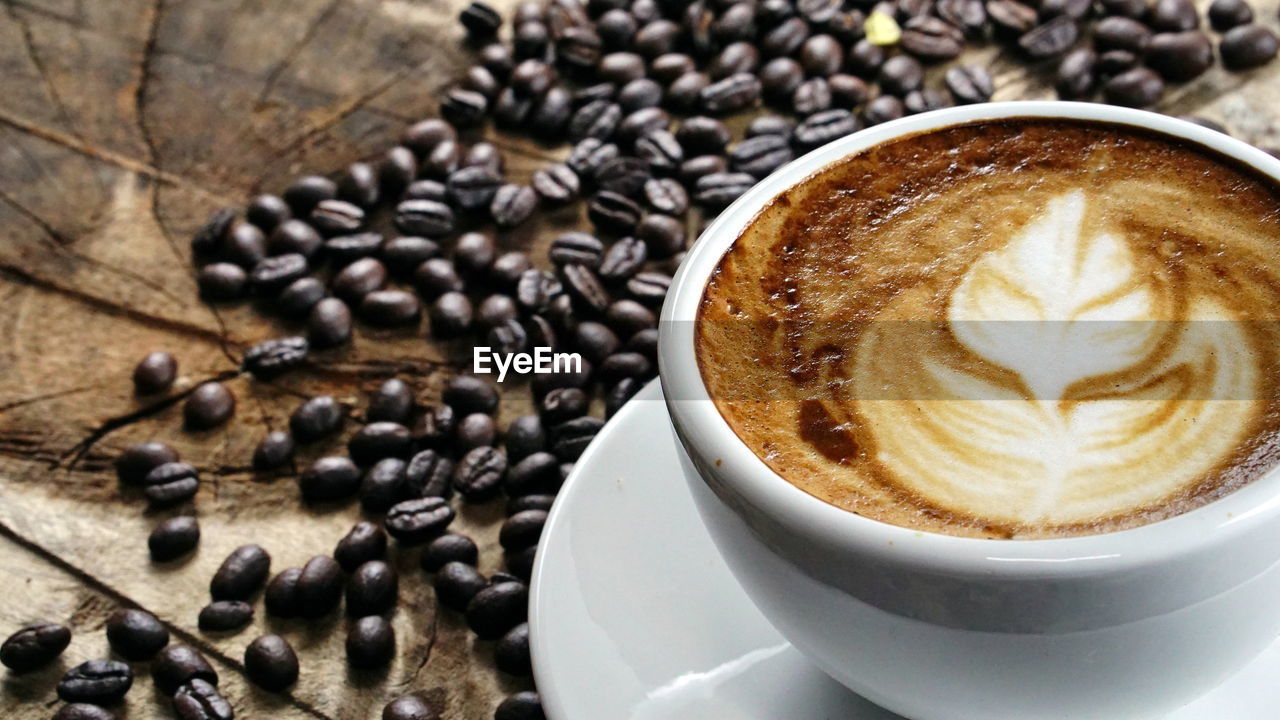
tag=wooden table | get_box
[0,0,1276,718]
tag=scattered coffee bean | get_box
[149,516,200,562]
[694,172,756,208]
[264,568,303,618]
[532,164,581,204]
[421,534,480,574]
[466,581,529,640]
[242,336,309,378]
[416,258,465,298]
[383,695,439,720]
[386,497,456,544]
[551,416,606,461]
[198,601,254,633]
[223,222,267,268]
[1147,32,1213,81]
[172,678,232,720]
[453,446,508,500]
[133,351,177,394]
[300,456,362,502]
[1,622,71,672]
[1104,66,1165,106]
[499,510,548,552]
[395,200,455,239]
[1221,25,1279,69]
[192,208,235,257]
[183,382,235,430]
[117,441,180,485]
[144,462,200,506]
[1019,16,1079,58]
[53,705,116,720]
[491,184,539,228]
[945,65,995,103]
[434,562,489,611]
[1209,0,1253,30]
[268,220,323,258]
[244,634,298,692]
[152,644,218,695]
[197,263,247,301]
[311,199,366,236]
[863,94,906,125]
[361,458,408,514]
[347,616,396,669]
[210,544,271,601]
[460,1,503,38]
[290,395,346,443]
[57,660,133,705]
[700,73,762,113]
[495,692,546,720]
[383,236,441,277]
[346,560,400,617]
[495,622,532,676]
[361,290,422,327]
[444,374,500,415]
[349,422,413,465]
[335,522,389,573]
[297,555,344,619]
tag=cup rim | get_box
[658,100,1280,579]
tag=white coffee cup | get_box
[658,101,1280,720]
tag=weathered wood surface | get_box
[0,0,1277,718]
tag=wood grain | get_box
[0,0,1277,717]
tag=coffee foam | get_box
[696,119,1280,539]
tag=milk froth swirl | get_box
[696,119,1280,538]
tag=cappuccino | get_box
[696,118,1280,539]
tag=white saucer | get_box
[529,381,1280,720]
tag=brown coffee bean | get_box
[144,462,200,506]
[597,52,647,84]
[347,616,396,670]
[588,191,643,234]
[222,222,267,268]
[386,497,456,543]
[253,431,294,471]
[332,257,388,302]
[149,516,200,562]
[599,236,649,281]
[516,270,562,313]
[416,258,465,298]
[152,645,217,695]
[1150,0,1199,31]
[250,254,308,295]
[2,623,72,673]
[244,634,298,692]
[878,55,924,96]
[192,207,235,257]
[986,0,1038,36]
[394,200,454,238]
[448,166,503,211]
[198,601,253,633]
[310,199,365,236]
[596,157,653,197]
[1146,31,1213,81]
[440,88,488,128]
[945,65,994,103]
[490,184,539,228]
[617,79,663,114]
[794,109,861,151]
[731,134,794,178]
[1103,66,1165,106]
[643,177,689,215]
[242,336,308,379]
[900,17,965,62]
[326,231,384,265]
[665,72,709,113]
[308,297,353,348]
[699,73,762,114]
[626,271,672,306]
[937,0,988,34]
[133,351,177,394]
[299,456,362,503]
[569,99,623,140]
[57,660,133,705]
[1019,16,1078,58]
[197,263,247,301]
[693,172,755,208]
[1056,48,1098,97]
[708,42,760,80]
[532,164,581,204]
[1094,16,1153,52]
[297,555,343,619]
[184,382,234,430]
[792,78,832,116]
[551,232,606,268]
[338,162,380,208]
[676,116,732,155]
[106,609,169,661]
[55,705,117,720]
[335,522,389,574]
[760,57,805,102]
[1208,0,1253,30]
[1220,24,1279,69]
[268,219,323,258]
[360,290,421,327]
[762,17,810,57]
[562,263,611,312]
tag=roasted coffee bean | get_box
[596,9,638,49]
[505,451,561,496]
[133,351,177,395]
[634,131,683,175]
[466,581,528,640]
[1146,31,1213,80]
[460,1,502,37]
[900,17,965,61]
[267,219,323,259]
[383,695,439,720]
[730,134,794,178]
[642,177,689,215]
[574,321,620,364]
[631,19,678,57]
[597,52,647,84]
[1094,16,1153,53]
[276,277,325,319]
[550,415,606,460]
[300,456,362,502]
[567,138,621,180]
[222,222,267,268]
[346,561,399,617]
[494,623,533,676]
[1221,24,1279,69]
[173,678,232,720]
[360,290,421,327]
[332,258,388,304]
[393,200,454,239]
[431,292,474,337]
[499,510,548,552]
[58,660,133,705]
[542,387,591,423]
[210,545,270,601]
[491,253,533,289]
[264,568,303,618]
[706,42,759,81]
[796,35,841,77]
[422,140,462,180]
[117,441,179,485]
[933,0,986,33]
[104,609,168,662]
[440,88,488,128]
[296,555,343,619]
[508,495,557,515]
[337,162,380,208]
[197,263,247,301]
[1019,16,1079,58]
[510,60,556,99]
[412,408,458,455]
[361,458,409,513]
[843,39,884,79]
[500,416,545,464]
[384,237,440,280]
[944,65,994,104]
[283,176,337,218]
[192,207,235,257]
[699,73,762,114]
[626,327,660,360]
[184,382,235,430]
[557,25,604,70]
[458,413,499,451]
[198,601,253,632]
[713,1,757,40]
[550,232,606,268]
[824,74,867,109]
[666,72,710,113]
[477,294,519,329]
[863,94,906,125]
[152,645,217,695]
[532,164,581,204]
[144,462,199,506]
[631,215,681,259]
[561,263,611,312]
[761,17,810,58]
[606,377,643,416]
[249,254,308,296]
[310,199,365,236]
[513,20,550,59]
[626,271,672,306]
[986,0,1038,35]
[1104,66,1164,106]
[606,299,657,336]
[494,692,545,720]
[420,534,480,575]
[1099,47,1139,75]
[416,258,465,298]
[290,396,345,443]
[675,117,731,155]
[694,172,755,208]
[378,146,419,196]
[406,448,455,498]
[401,119,456,157]
[325,232,385,266]
[385,496,457,544]
[244,635,298,692]
[149,516,200,562]
[53,704,116,720]
[1147,0,1196,31]
[346,616,396,670]
[1209,0,1253,30]
[307,297,352,348]
[252,431,294,472]
[587,191,642,234]
[453,446,508,500]
[1,622,71,672]
[1056,48,1098,97]
[447,166,503,211]
[242,336,308,379]
[568,99,623,140]
[617,78,664,113]
[904,88,953,114]
[464,143,503,175]
[364,379,413,426]
[616,107,670,147]
[791,78,832,116]
[878,55,924,96]
[489,184,538,229]
[443,374,500,415]
[597,236,648,281]
[335,522,388,573]
[573,83,619,108]
[600,351,652,381]
[349,422,412,465]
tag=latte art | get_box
[697,119,1280,538]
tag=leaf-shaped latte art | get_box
[852,191,1260,528]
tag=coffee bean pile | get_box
[8,0,1279,718]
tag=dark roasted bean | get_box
[513,20,549,59]
[828,74,870,108]
[308,297,353,348]
[222,222,267,268]
[635,130,683,174]
[277,277,326,318]
[1147,31,1213,81]
[597,52,647,84]
[144,462,200,506]
[588,191,642,234]
[1208,0,1253,30]
[379,146,419,195]
[264,568,302,618]
[634,19,680,57]
[253,431,294,471]
[936,0,987,33]
[567,138,621,180]
[488,184,538,229]
[569,99,623,140]
[192,207,235,257]
[532,164,581,204]
[335,522,388,573]
[104,609,168,662]
[643,177,689,215]
[347,561,399,617]
[597,9,638,49]
[1,622,71,672]
[211,544,270,601]
[700,73,762,114]
[383,695,439,720]
[401,119,456,157]
[431,292,474,337]
[599,236,649,281]
[666,72,710,113]
[349,422,413,465]
[440,88,489,128]
[550,232,606,268]
[792,78,832,116]
[505,451,561,496]
[466,581,529,640]
[987,0,1038,36]
[542,387,591,423]
[268,219,323,258]
[244,635,298,692]
[184,382,235,430]
[477,294,519,329]
[149,516,200,562]
[300,456,362,503]
[347,616,395,669]
[731,134,793,178]
[394,200,454,238]
[368,379,414,425]
[1094,16,1153,52]
[198,601,253,633]
[250,254,308,295]
[508,494,556,515]
[338,162,380,208]
[1056,48,1098,97]
[453,446,508,500]
[597,156,654,199]
[406,448,455,498]
[845,39,886,77]
[133,351,177,394]
[458,413,499,451]
[310,199,365,236]
[694,172,756,208]
[900,17,965,61]
[296,555,343,619]
[878,55,924,96]
[676,116,731,155]
[152,645,218,695]
[1221,24,1279,69]
[573,322,619,364]
[460,1,502,37]
[500,510,548,552]
[558,25,604,69]
[283,175,337,217]
[242,336,308,378]
[863,94,906,125]
[421,534,480,573]
[447,166,503,211]
[58,660,133,705]
[197,263,247,301]
[53,704,116,720]
[360,290,422,327]
[617,106,669,147]
[423,140,462,180]
[290,395,345,443]
[635,214,685,258]
[617,78,664,113]
[452,232,495,274]
[626,327,659,360]
[606,299,657,336]
[1149,0,1198,31]
[945,65,994,103]
[495,692,545,720]
[572,82,618,107]
[494,623,533,677]
[1019,16,1079,58]
[361,458,409,513]
[550,415,606,460]
[416,258,465,298]
[443,374,499,414]
[384,237,441,278]
[385,497,456,545]
[1104,66,1165,106]
[626,271,671,305]
[904,88,953,114]
[173,678,232,720]
[465,140,504,172]
[561,263,611,312]
[600,351,652,381]
[681,155,729,185]
[762,17,810,58]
